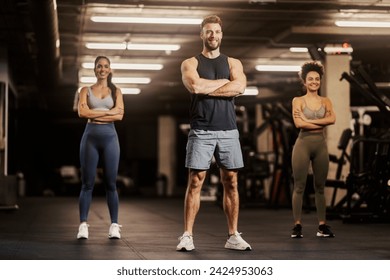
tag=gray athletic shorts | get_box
[185,129,244,170]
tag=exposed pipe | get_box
[29,0,61,89]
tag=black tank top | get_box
[189,53,237,130]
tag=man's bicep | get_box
[228,58,247,94]
[181,59,200,93]
[229,59,246,82]
[182,59,196,77]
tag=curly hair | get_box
[298,61,324,82]
[200,15,222,30]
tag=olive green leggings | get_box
[291,131,329,223]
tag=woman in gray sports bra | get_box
[76,56,124,240]
[290,61,336,239]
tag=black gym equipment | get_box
[238,102,297,208]
[325,128,352,217]
[343,136,390,222]
[329,65,390,222]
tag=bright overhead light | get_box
[324,44,353,54]
[255,65,301,72]
[113,77,151,84]
[335,20,390,28]
[243,87,259,96]
[78,86,141,95]
[85,43,180,51]
[91,16,202,25]
[80,76,151,84]
[289,47,308,53]
[121,88,141,95]
[86,43,126,50]
[126,44,180,51]
[290,44,353,55]
[82,62,163,70]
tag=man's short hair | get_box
[200,15,222,30]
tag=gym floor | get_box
[1,195,389,260]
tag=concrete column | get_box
[157,115,176,197]
[323,55,352,204]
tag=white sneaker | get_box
[225,231,252,251]
[77,223,89,239]
[176,232,195,251]
[108,223,122,239]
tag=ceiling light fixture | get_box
[85,42,180,51]
[324,43,353,54]
[290,44,353,54]
[91,16,202,25]
[289,47,308,53]
[82,62,163,70]
[335,20,390,28]
[78,86,141,95]
[255,65,301,72]
[243,87,259,96]
[121,88,141,95]
[80,76,151,84]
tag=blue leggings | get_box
[291,131,329,222]
[79,123,120,223]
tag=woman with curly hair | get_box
[291,61,336,238]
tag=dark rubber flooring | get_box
[1,196,389,260]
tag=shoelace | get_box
[110,224,122,232]
[80,223,89,229]
[178,234,192,241]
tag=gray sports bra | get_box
[302,99,326,120]
[87,87,114,110]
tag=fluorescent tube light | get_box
[290,45,353,54]
[85,43,125,50]
[78,87,141,94]
[91,16,202,25]
[121,88,141,95]
[324,46,353,54]
[82,62,163,70]
[126,44,180,51]
[80,76,151,84]
[335,20,390,28]
[243,87,259,96]
[85,43,126,50]
[113,77,151,84]
[289,47,308,53]
[255,65,301,72]
[85,43,180,51]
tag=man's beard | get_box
[204,40,220,51]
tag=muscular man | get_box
[176,15,252,251]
